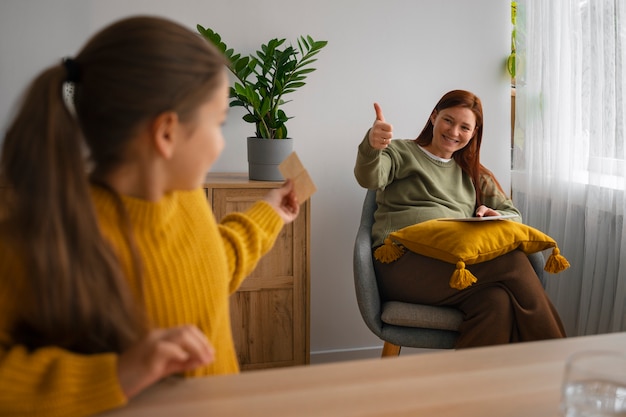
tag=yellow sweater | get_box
[0,187,283,416]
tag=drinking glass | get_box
[561,350,626,417]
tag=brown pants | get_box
[374,249,566,348]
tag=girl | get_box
[0,16,299,416]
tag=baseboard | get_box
[310,345,441,365]
[310,346,383,365]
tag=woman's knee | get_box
[462,286,513,319]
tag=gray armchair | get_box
[353,189,546,356]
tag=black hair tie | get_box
[62,57,81,82]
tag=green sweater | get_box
[354,135,521,247]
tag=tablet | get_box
[438,214,519,222]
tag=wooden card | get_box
[278,152,317,204]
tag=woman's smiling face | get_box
[425,106,477,159]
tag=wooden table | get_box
[102,333,626,417]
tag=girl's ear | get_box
[151,111,179,159]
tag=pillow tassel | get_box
[373,238,405,264]
[544,247,570,274]
[449,261,478,290]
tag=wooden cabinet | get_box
[203,173,310,370]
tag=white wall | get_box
[0,0,512,361]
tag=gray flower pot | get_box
[247,137,294,181]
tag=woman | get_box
[0,16,298,416]
[354,90,565,348]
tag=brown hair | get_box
[0,16,226,353]
[414,89,505,206]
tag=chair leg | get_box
[381,341,401,357]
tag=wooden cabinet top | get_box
[203,172,284,189]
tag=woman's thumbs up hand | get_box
[368,102,394,150]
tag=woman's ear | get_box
[150,111,179,159]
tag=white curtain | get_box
[512,0,626,336]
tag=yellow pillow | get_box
[374,219,569,290]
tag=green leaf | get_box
[293,68,315,76]
[313,40,328,49]
[259,97,271,117]
[275,124,288,139]
[234,82,247,96]
[242,114,258,124]
[245,85,260,108]
[277,109,289,123]
[284,81,306,89]
[298,57,319,67]
[232,56,247,73]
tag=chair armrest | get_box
[353,190,384,337]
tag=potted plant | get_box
[507,1,517,83]
[197,25,328,180]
